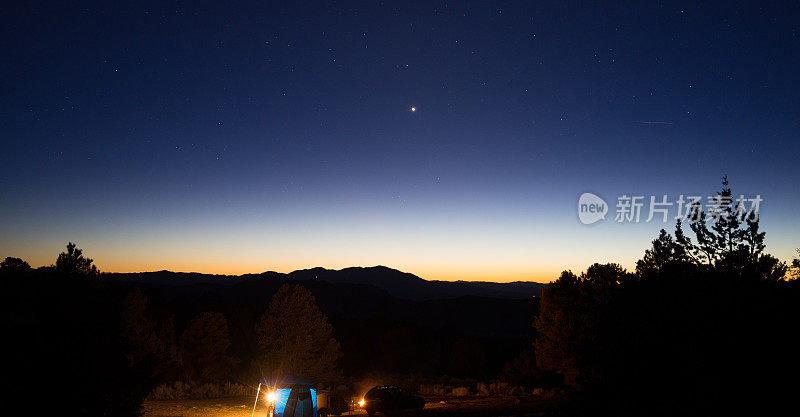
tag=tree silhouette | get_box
[536,180,798,415]
[120,288,177,376]
[534,271,592,388]
[448,334,486,378]
[533,264,629,388]
[55,242,98,276]
[637,177,790,280]
[679,176,767,268]
[708,176,744,256]
[8,253,157,416]
[501,349,535,385]
[636,228,691,276]
[255,284,342,384]
[180,312,235,382]
[0,256,30,273]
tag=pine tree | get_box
[533,264,629,388]
[55,242,98,276]
[678,176,766,268]
[180,312,235,382]
[636,228,693,276]
[255,284,342,384]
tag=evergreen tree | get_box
[675,177,773,274]
[55,242,98,276]
[180,312,235,382]
[791,249,800,280]
[255,284,342,384]
[636,229,690,276]
[120,288,177,377]
[533,264,629,388]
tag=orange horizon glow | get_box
[10,248,632,284]
[5,209,795,285]
[17,259,565,283]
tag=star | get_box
[410,106,416,112]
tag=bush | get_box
[148,381,251,400]
[418,379,529,397]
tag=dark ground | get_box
[143,395,559,417]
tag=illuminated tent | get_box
[261,374,317,417]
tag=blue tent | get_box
[260,374,317,417]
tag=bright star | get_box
[410,106,416,112]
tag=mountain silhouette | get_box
[107,269,540,338]
[108,266,545,301]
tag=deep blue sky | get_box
[2,1,798,280]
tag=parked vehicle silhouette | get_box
[359,386,424,416]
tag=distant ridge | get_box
[107,266,545,301]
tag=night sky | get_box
[2,1,798,281]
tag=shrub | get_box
[148,381,251,400]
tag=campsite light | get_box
[266,390,276,404]
[358,398,365,408]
